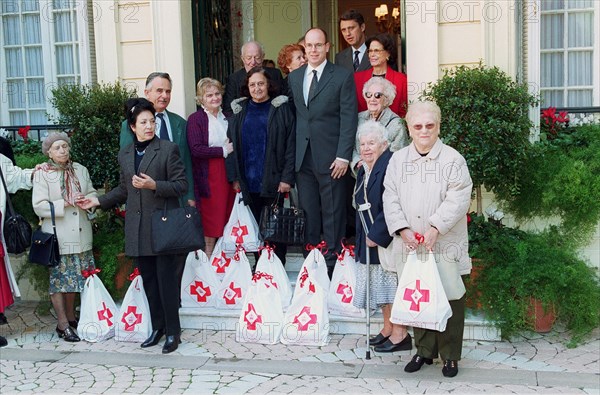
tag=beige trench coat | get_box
[32,162,97,255]
[382,139,473,300]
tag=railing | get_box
[540,106,600,126]
[0,125,72,141]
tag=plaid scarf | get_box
[46,159,82,206]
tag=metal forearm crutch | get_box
[357,205,372,360]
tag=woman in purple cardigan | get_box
[187,78,235,256]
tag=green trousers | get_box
[413,294,466,361]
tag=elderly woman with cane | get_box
[353,120,411,353]
[383,101,472,377]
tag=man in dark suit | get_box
[335,10,370,72]
[288,28,358,277]
[222,41,283,113]
[119,72,194,206]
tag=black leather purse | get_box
[29,201,60,267]
[151,201,205,255]
[259,192,305,245]
[0,167,32,254]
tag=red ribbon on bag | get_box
[82,268,101,278]
[305,241,328,255]
[258,243,275,259]
[233,244,246,261]
[337,240,355,260]
[128,267,140,281]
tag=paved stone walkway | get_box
[1,301,599,394]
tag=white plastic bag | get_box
[254,245,292,308]
[78,269,118,342]
[391,250,453,331]
[222,192,262,252]
[115,268,152,342]
[281,279,329,346]
[328,247,365,317]
[181,250,221,308]
[236,272,284,344]
[216,247,252,309]
[293,243,330,300]
[209,238,233,279]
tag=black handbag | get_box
[0,167,32,254]
[151,201,204,255]
[259,192,305,245]
[29,202,60,267]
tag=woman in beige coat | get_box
[33,132,97,342]
[383,101,472,378]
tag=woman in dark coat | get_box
[226,66,295,265]
[353,120,411,353]
[80,98,188,354]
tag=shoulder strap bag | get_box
[29,201,60,267]
[0,167,32,254]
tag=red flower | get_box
[18,125,30,141]
[115,207,126,218]
[467,214,472,224]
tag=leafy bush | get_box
[421,63,538,214]
[50,82,136,189]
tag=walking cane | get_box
[357,205,372,360]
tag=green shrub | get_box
[50,82,136,189]
[421,63,538,214]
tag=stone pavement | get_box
[1,301,599,394]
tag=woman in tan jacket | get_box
[33,132,97,343]
[383,101,472,378]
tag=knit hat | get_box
[42,132,71,156]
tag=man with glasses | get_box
[335,9,370,72]
[287,28,358,278]
[223,41,283,113]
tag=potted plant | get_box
[421,62,538,215]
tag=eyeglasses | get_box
[305,43,326,51]
[365,92,385,99]
[368,49,386,54]
[411,123,437,131]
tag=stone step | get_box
[181,253,500,341]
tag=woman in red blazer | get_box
[354,33,408,117]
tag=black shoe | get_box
[0,336,7,347]
[162,335,181,354]
[404,354,434,373]
[0,313,7,325]
[442,360,458,377]
[56,326,65,338]
[62,326,80,342]
[141,329,165,348]
[368,333,390,346]
[374,333,412,353]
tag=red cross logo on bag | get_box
[212,252,231,274]
[223,282,242,305]
[120,306,142,331]
[97,301,114,326]
[231,221,249,243]
[336,281,353,303]
[190,280,211,303]
[403,280,430,312]
[244,303,263,330]
[293,306,318,331]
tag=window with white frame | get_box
[539,0,598,108]
[0,0,90,126]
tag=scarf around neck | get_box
[46,159,82,206]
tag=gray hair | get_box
[363,77,396,108]
[145,72,172,90]
[406,101,442,125]
[241,41,265,58]
[357,120,389,145]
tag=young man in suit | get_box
[222,41,283,113]
[335,10,370,72]
[119,72,195,207]
[288,28,358,277]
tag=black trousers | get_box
[137,254,186,336]
[247,192,288,265]
[296,145,347,274]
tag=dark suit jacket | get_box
[223,67,284,113]
[354,149,393,265]
[354,68,408,117]
[335,47,371,72]
[98,138,188,257]
[119,110,194,201]
[287,62,358,173]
